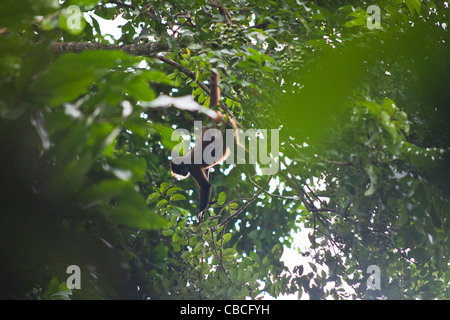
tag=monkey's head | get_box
[171,161,190,180]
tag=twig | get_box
[152,54,211,95]
[249,21,271,30]
[154,55,239,121]
[107,1,155,19]
[323,157,398,166]
[199,230,205,299]
[248,175,300,201]
[210,0,232,27]
[109,0,134,9]
[209,229,232,283]
[212,188,265,231]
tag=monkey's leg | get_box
[190,166,212,220]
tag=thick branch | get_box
[52,41,169,56]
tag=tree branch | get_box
[212,185,266,231]
[52,41,238,119]
[209,229,232,283]
[199,230,205,299]
[210,0,232,27]
[108,0,134,10]
[152,54,212,96]
[52,41,169,56]
[248,175,299,201]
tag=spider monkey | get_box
[171,70,238,220]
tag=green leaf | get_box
[344,17,366,28]
[44,277,60,299]
[84,180,166,229]
[393,111,410,134]
[237,268,245,282]
[146,192,161,204]
[218,192,226,205]
[114,205,166,230]
[162,229,174,236]
[308,262,318,273]
[222,233,232,244]
[228,267,237,282]
[311,13,325,20]
[170,194,186,202]
[249,251,259,262]
[93,5,118,19]
[189,236,199,247]
[122,71,156,101]
[156,199,168,207]
[306,39,327,48]
[33,50,136,105]
[152,124,181,151]
[194,242,203,253]
[166,187,183,196]
[105,154,147,183]
[382,98,397,115]
[223,248,237,256]
[364,165,377,196]
[405,0,421,16]
[160,182,171,194]
[181,251,191,260]
[218,270,229,284]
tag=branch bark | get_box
[52,41,169,56]
[51,41,212,95]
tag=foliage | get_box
[0,0,449,299]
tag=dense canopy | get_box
[0,0,449,300]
